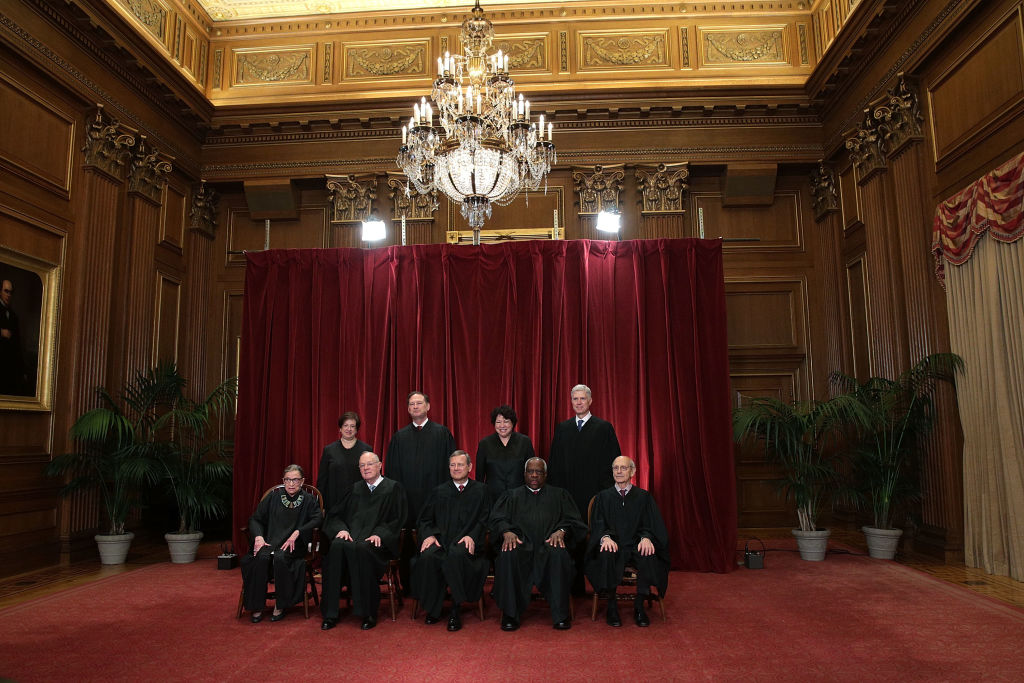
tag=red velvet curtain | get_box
[234,238,736,572]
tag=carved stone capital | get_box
[845,109,886,183]
[81,105,135,178]
[327,174,376,223]
[126,136,173,203]
[572,164,624,215]
[874,73,924,156]
[188,181,219,238]
[387,174,437,221]
[809,162,839,221]
[635,162,689,215]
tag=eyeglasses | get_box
[283,477,303,483]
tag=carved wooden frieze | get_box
[873,73,924,155]
[233,48,312,85]
[680,28,690,68]
[579,31,669,70]
[573,165,624,215]
[81,105,136,178]
[635,163,689,215]
[188,181,218,237]
[121,0,166,41]
[703,29,785,64]
[387,175,436,221]
[127,136,173,202]
[492,36,548,72]
[324,43,333,83]
[327,174,376,223]
[809,162,839,221]
[845,108,887,182]
[343,41,427,79]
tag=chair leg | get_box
[236,589,245,619]
[591,592,599,621]
[411,598,420,620]
[477,596,485,621]
[388,571,398,621]
[657,594,666,622]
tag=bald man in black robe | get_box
[586,456,670,627]
[240,465,323,623]
[489,457,586,631]
[321,452,407,631]
[411,450,493,631]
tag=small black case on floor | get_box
[744,538,765,569]
[218,542,238,570]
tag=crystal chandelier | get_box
[397,0,555,240]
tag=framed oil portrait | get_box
[0,248,59,411]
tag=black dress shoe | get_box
[425,615,441,625]
[447,613,462,632]
[270,610,286,622]
[250,612,263,624]
[553,618,572,630]
[361,616,377,630]
[320,618,337,631]
[500,614,519,631]
[634,605,650,627]
[606,605,622,627]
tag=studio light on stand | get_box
[595,210,621,236]
[361,214,386,242]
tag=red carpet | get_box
[1,551,1022,682]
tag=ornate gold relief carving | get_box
[387,175,436,221]
[82,105,135,178]
[234,49,312,85]
[797,24,809,65]
[680,27,690,68]
[327,174,376,223]
[845,108,886,182]
[344,42,426,79]
[704,30,784,64]
[123,0,166,41]
[573,165,624,215]
[199,42,208,86]
[189,181,218,237]
[173,15,182,60]
[127,136,173,202]
[809,162,839,221]
[213,49,223,89]
[635,163,689,215]
[441,36,449,55]
[873,73,924,155]
[580,32,668,69]
[323,43,333,83]
[493,36,547,71]
[559,31,568,72]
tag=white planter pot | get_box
[862,526,903,559]
[791,528,830,561]
[95,531,134,565]
[165,531,204,564]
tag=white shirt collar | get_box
[615,483,632,494]
[366,475,384,489]
[576,413,591,425]
[412,418,430,428]
[452,479,469,489]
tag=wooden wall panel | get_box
[927,8,1024,170]
[0,73,75,197]
[844,254,870,383]
[160,183,187,252]
[725,279,807,354]
[693,191,804,250]
[225,206,329,265]
[152,272,181,365]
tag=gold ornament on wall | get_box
[809,163,839,221]
[635,163,689,215]
[387,175,437,221]
[124,0,166,40]
[581,33,668,68]
[189,181,219,237]
[345,44,425,78]
[235,50,311,84]
[704,30,784,64]
[492,37,546,71]
[127,136,173,202]
[845,108,886,182]
[327,174,376,224]
[873,73,924,155]
[573,165,624,215]
[81,105,136,178]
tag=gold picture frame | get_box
[0,247,60,411]
[445,227,564,244]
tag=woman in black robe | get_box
[240,464,323,623]
[475,405,536,498]
[317,411,372,511]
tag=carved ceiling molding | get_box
[387,174,437,221]
[635,163,689,215]
[573,165,624,215]
[809,162,839,222]
[189,181,219,237]
[127,136,175,203]
[326,173,377,223]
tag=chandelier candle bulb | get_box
[402,126,407,145]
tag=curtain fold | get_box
[235,238,736,572]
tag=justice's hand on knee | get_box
[366,534,382,547]
[335,530,353,541]
[501,532,522,551]
[637,537,655,556]
[420,535,441,553]
[458,536,475,555]
[600,535,618,553]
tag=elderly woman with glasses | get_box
[240,464,323,623]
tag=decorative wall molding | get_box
[573,164,624,215]
[635,162,689,215]
[326,173,376,223]
[579,31,669,69]
[873,73,924,156]
[81,105,136,178]
[127,136,174,202]
[234,48,312,84]
[493,35,548,72]
[188,181,219,236]
[387,175,436,221]
[845,108,886,183]
[343,41,427,79]
[703,29,785,64]
[809,162,839,221]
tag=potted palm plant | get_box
[45,367,168,564]
[153,367,237,563]
[733,393,861,560]
[831,353,963,559]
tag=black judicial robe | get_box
[411,479,493,617]
[585,485,670,597]
[385,420,456,526]
[321,478,407,619]
[475,431,536,498]
[489,485,587,622]
[317,438,371,512]
[547,415,622,516]
[240,488,323,611]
